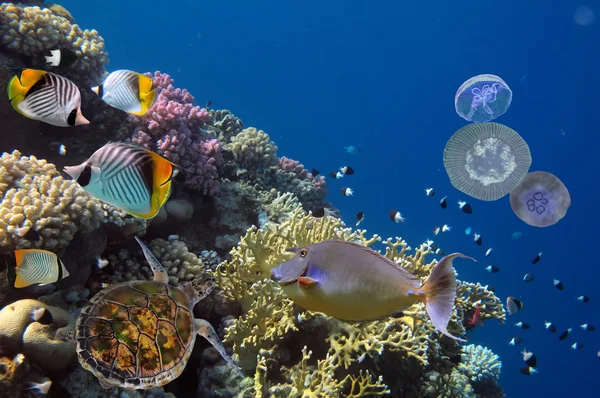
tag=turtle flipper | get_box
[195,318,244,378]
[134,237,169,283]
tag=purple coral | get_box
[278,156,327,196]
[130,71,221,195]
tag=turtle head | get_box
[183,275,217,305]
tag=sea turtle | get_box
[75,237,242,389]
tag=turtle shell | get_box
[75,281,196,389]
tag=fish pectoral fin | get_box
[298,276,318,287]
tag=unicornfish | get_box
[271,240,473,340]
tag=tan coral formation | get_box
[0,299,76,370]
[224,127,279,169]
[214,203,505,396]
[0,3,108,80]
[0,150,132,252]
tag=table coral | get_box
[214,206,507,396]
[0,150,132,252]
[0,3,108,83]
[0,299,75,370]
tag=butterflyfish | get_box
[91,70,156,115]
[271,240,473,341]
[7,69,89,127]
[14,249,69,288]
[64,142,178,219]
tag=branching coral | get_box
[0,3,108,82]
[0,150,134,252]
[456,282,506,324]
[458,344,501,383]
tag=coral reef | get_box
[458,344,501,383]
[0,299,75,370]
[224,127,279,170]
[213,206,506,396]
[0,150,138,252]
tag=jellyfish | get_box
[509,171,571,227]
[443,123,532,201]
[455,74,512,122]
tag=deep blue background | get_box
[62,1,598,396]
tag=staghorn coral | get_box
[0,299,75,370]
[0,3,108,83]
[224,127,278,170]
[107,237,207,285]
[0,150,135,252]
[214,207,506,396]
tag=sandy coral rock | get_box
[224,127,278,170]
[0,3,107,82]
[0,150,130,252]
[0,299,76,370]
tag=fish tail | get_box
[421,253,474,341]
[136,74,156,115]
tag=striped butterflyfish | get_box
[63,142,178,219]
[14,249,69,288]
[91,70,156,115]
[7,69,89,127]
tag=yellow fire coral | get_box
[214,204,506,395]
[0,150,132,252]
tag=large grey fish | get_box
[271,240,473,340]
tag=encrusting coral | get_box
[0,150,136,252]
[0,299,76,370]
[214,205,506,396]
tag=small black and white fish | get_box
[96,256,109,269]
[329,171,344,179]
[458,200,472,214]
[433,226,441,235]
[435,248,445,256]
[576,295,590,303]
[544,321,557,332]
[486,265,500,273]
[523,273,534,282]
[488,285,496,292]
[26,378,52,395]
[31,307,53,324]
[59,144,67,156]
[92,70,157,115]
[571,342,584,350]
[45,48,78,68]
[205,99,212,108]
[442,225,451,232]
[485,248,493,257]
[509,337,523,346]
[440,196,447,209]
[521,349,537,368]
[553,279,564,291]
[389,210,406,223]
[474,233,482,246]
[580,324,596,332]
[559,328,572,340]
[14,249,70,288]
[515,322,530,329]
[8,69,89,127]
[355,212,365,227]
[532,252,542,264]
[340,187,354,196]
[311,168,320,177]
[425,188,435,197]
[519,366,538,375]
[339,166,354,175]
[64,142,178,219]
[506,297,523,315]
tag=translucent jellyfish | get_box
[443,123,532,201]
[455,74,512,122]
[574,5,595,26]
[510,171,571,227]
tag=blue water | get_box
[63,0,598,396]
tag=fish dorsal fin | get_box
[336,240,420,283]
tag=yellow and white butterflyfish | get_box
[91,70,156,115]
[14,249,69,288]
[63,142,178,219]
[7,69,89,127]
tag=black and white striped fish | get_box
[8,69,89,127]
[91,70,156,115]
[64,142,178,219]
[14,249,69,288]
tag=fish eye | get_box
[298,249,308,258]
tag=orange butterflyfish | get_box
[14,249,69,288]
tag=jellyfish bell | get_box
[443,123,532,201]
[510,171,571,227]
[455,74,512,122]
